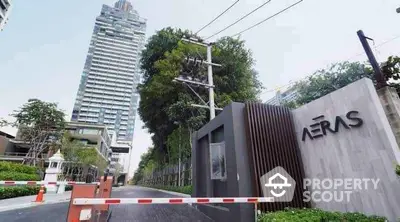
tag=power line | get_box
[345,34,400,61]
[261,33,400,95]
[231,0,303,37]
[204,0,272,40]
[194,0,240,35]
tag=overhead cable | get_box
[260,33,400,94]
[231,0,303,37]
[204,0,272,40]
[194,0,240,35]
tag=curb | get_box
[0,193,72,212]
[135,186,191,198]
[0,198,71,212]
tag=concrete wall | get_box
[292,78,400,221]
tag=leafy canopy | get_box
[290,61,374,107]
[12,98,65,131]
[138,28,263,165]
[60,132,107,172]
[284,56,400,108]
[7,99,66,165]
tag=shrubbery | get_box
[258,208,386,222]
[0,186,42,199]
[0,171,40,181]
[0,161,38,174]
[0,161,41,199]
[396,165,400,176]
[143,185,192,195]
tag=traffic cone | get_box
[33,185,45,202]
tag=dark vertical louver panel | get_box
[244,103,310,212]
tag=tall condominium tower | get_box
[71,0,146,143]
[0,0,12,31]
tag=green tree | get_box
[381,56,400,93]
[131,147,155,184]
[59,133,107,181]
[288,57,400,108]
[138,28,263,164]
[7,99,66,166]
[291,61,374,107]
[166,126,191,164]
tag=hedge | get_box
[0,161,38,174]
[142,185,192,195]
[258,208,386,222]
[0,171,40,181]
[0,186,44,200]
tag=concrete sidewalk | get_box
[0,191,72,212]
[0,186,133,212]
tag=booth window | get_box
[210,142,227,180]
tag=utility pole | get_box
[357,30,387,89]
[207,44,216,119]
[175,37,223,121]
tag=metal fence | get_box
[139,158,192,187]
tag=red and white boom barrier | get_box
[0,181,100,185]
[73,197,274,205]
[71,197,274,221]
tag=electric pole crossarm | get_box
[186,57,222,67]
[181,38,208,47]
[174,77,213,88]
[191,104,223,111]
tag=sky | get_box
[0,0,399,177]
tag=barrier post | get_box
[92,176,113,221]
[254,203,258,222]
[97,176,113,210]
[67,184,97,222]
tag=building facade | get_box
[0,0,12,31]
[265,87,298,106]
[71,0,146,143]
[65,122,112,162]
[109,140,131,184]
[0,122,112,164]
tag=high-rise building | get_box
[71,0,146,143]
[265,88,298,106]
[114,0,133,12]
[0,0,12,31]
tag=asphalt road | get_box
[0,186,214,222]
